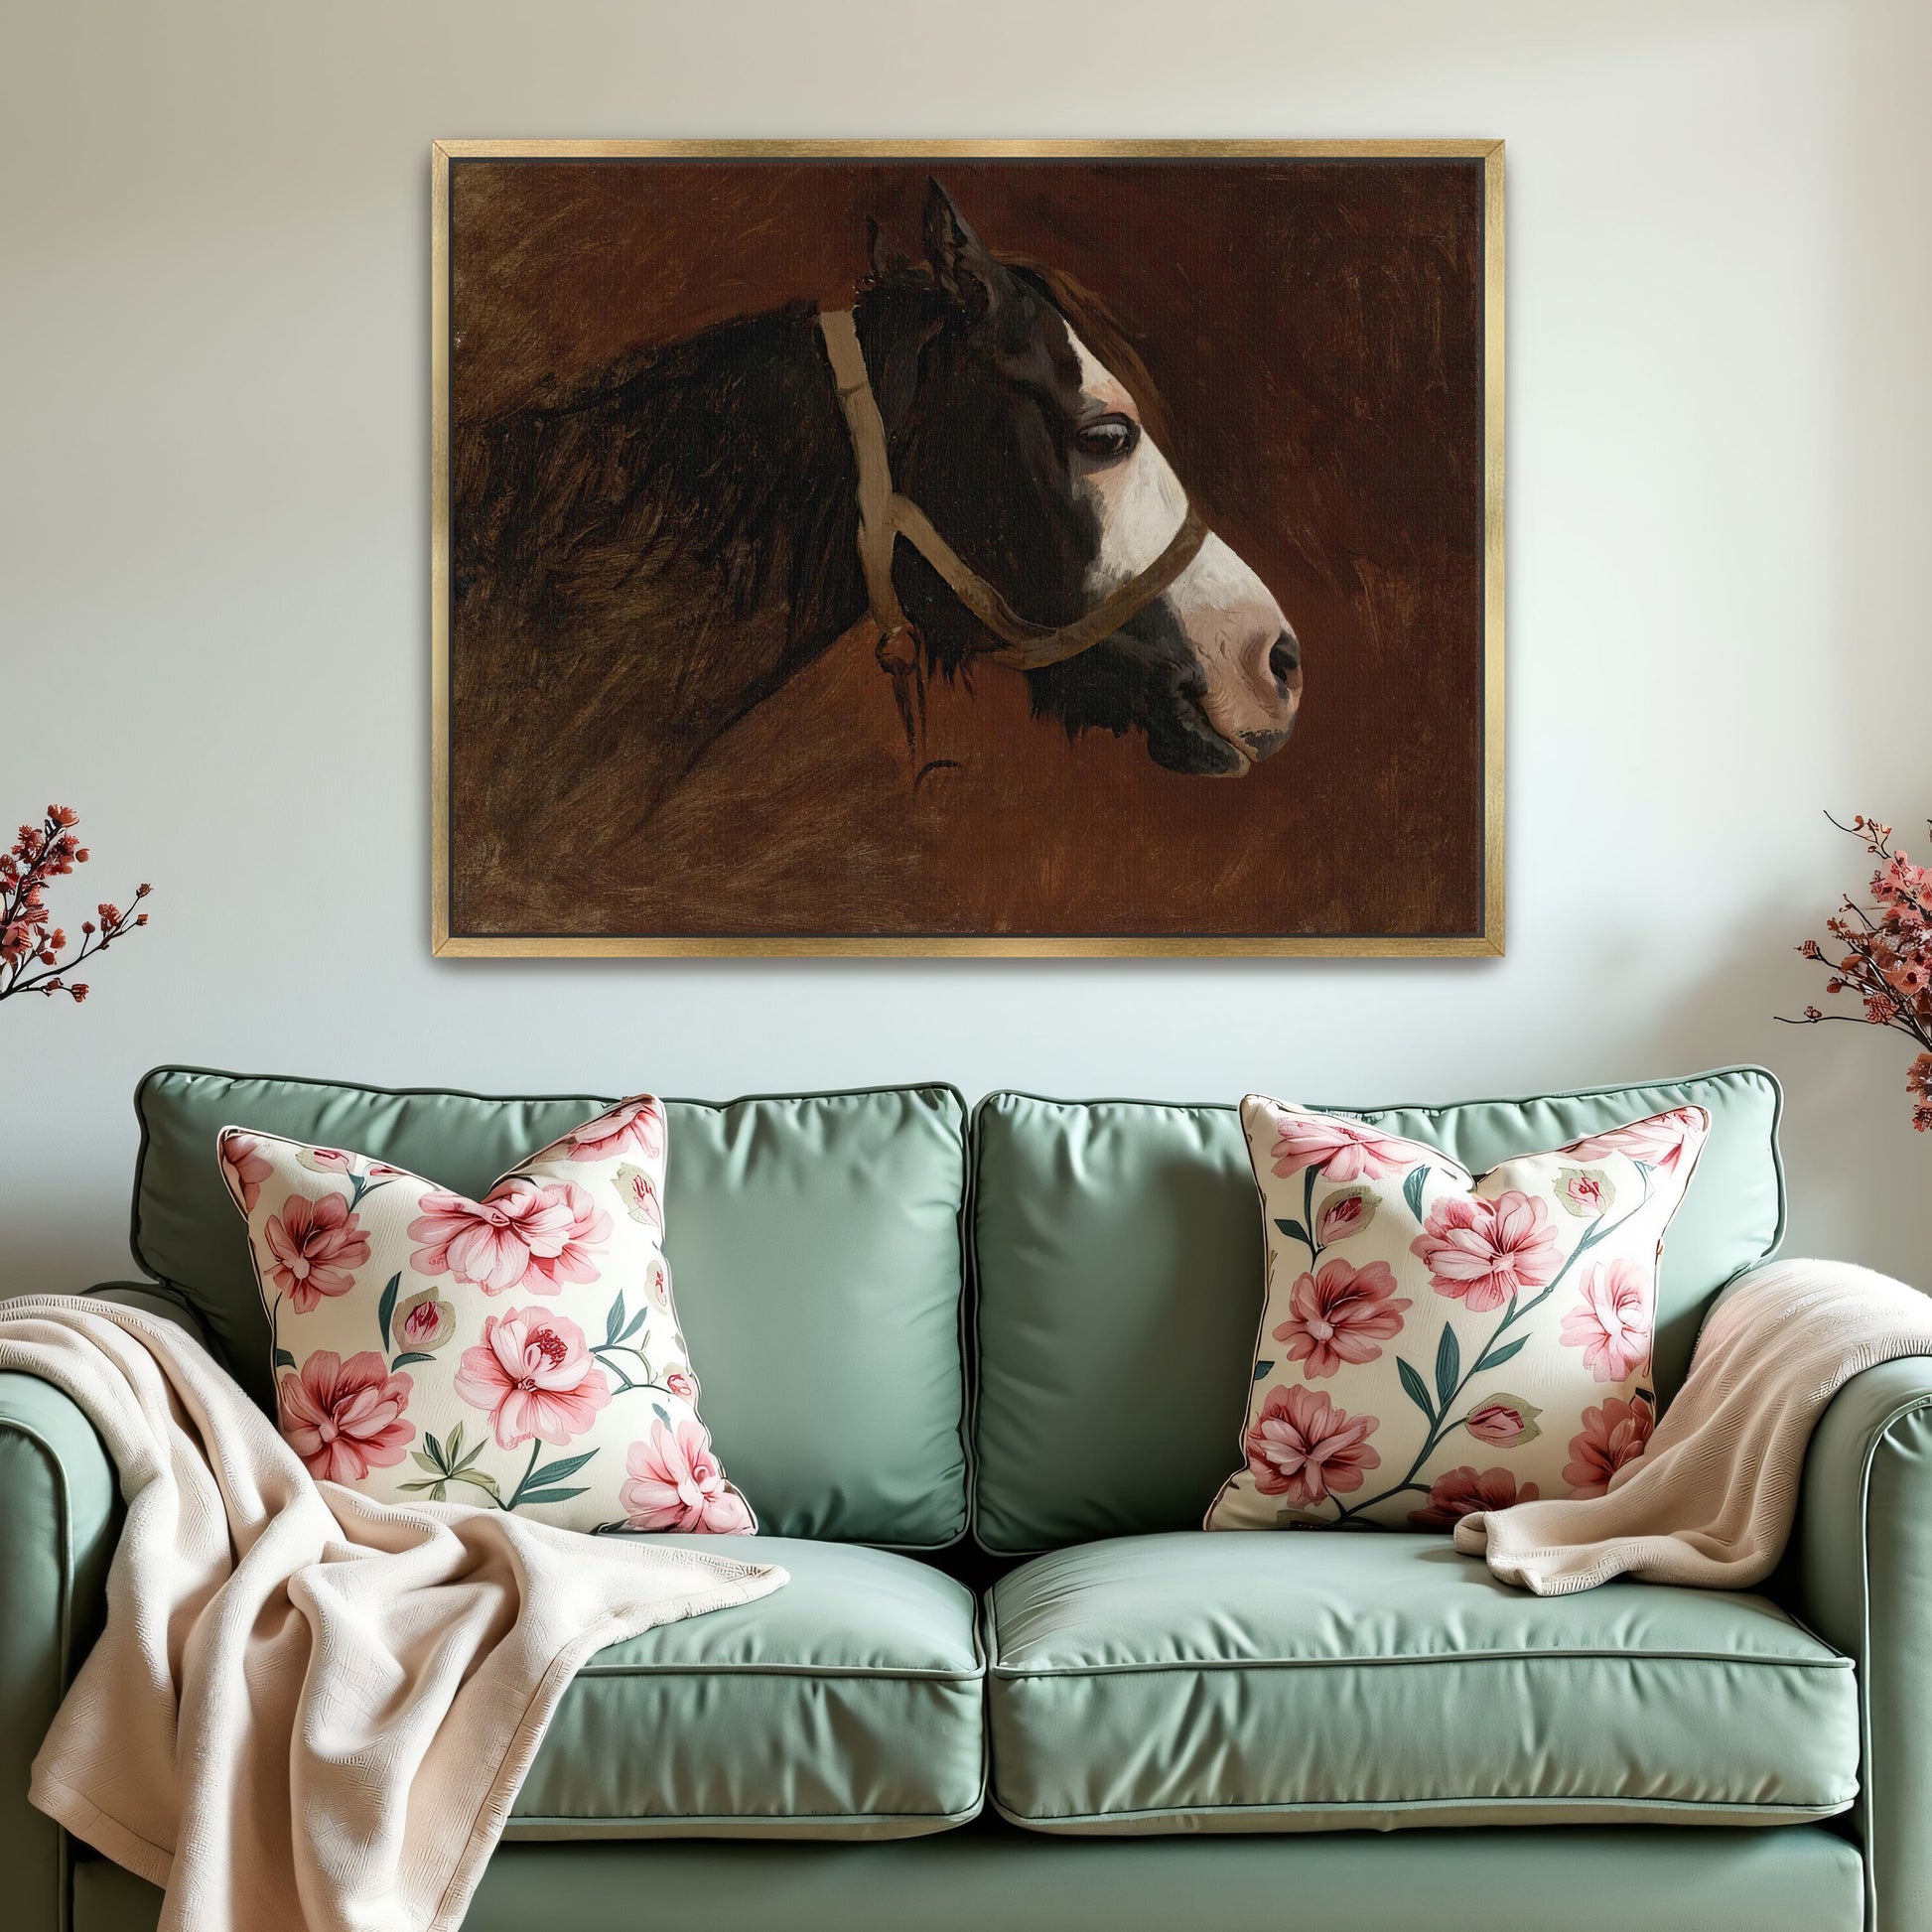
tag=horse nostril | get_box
[1268,629,1301,691]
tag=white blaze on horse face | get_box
[1066,331,1301,767]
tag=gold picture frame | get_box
[432,139,1504,957]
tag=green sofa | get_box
[3,1064,1921,1931]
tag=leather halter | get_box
[818,309,1210,704]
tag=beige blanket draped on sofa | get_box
[1,1297,785,1932]
[1455,1258,1932,1594]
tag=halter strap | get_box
[818,308,1209,675]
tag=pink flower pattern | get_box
[567,1097,666,1164]
[264,1191,370,1312]
[1408,1465,1540,1530]
[279,1350,414,1483]
[228,1095,746,1530]
[1559,1258,1654,1383]
[1244,1384,1381,1508]
[1409,1190,1563,1311]
[1563,1108,1707,1179]
[407,1178,609,1296]
[1273,1257,1411,1379]
[1563,1395,1655,1496]
[620,1421,753,1533]
[453,1307,612,1449]
[219,1131,272,1212]
[1210,1092,1716,1534]
[1466,1397,1539,1448]
[1267,1109,1418,1182]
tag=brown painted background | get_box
[448,159,1486,937]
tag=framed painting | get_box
[431,140,1503,956]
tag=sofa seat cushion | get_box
[986,1532,1858,1834]
[509,1538,985,1840]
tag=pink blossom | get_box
[567,1097,666,1164]
[1559,1258,1653,1383]
[453,1307,612,1449]
[1408,1465,1539,1530]
[614,1164,665,1234]
[1466,1397,1540,1448]
[1409,1190,1563,1311]
[1553,1166,1613,1218]
[1272,1256,1411,1379]
[515,1181,611,1293]
[664,1368,698,1403]
[1562,1107,1708,1178]
[1563,1395,1654,1496]
[644,1257,673,1310]
[219,1130,272,1213]
[407,1178,607,1295]
[620,1420,753,1533]
[1244,1383,1380,1508]
[393,1290,454,1352]
[264,1191,370,1311]
[278,1350,414,1483]
[1315,1188,1377,1244]
[1267,1109,1417,1182]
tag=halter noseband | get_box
[818,308,1209,686]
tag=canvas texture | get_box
[1205,1097,1711,1532]
[217,1095,756,1534]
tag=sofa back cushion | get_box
[132,1068,969,1548]
[970,1068,1785,1555]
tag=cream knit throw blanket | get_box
[2,1296,787,1932]
[1454,1258,1932,1594]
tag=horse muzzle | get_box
[1171,531,1304,771]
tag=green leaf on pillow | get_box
[273,1347,296,1371]
[514,1486,590,1507]
[527,1450,597,1488]
[621,1306,649,1342]
[389,1352,435,1370]
[1398,1358,1435,1420]
[376,1273,401,1353]
[1253,1360,1274,1382]
[604,1292,626,1346]
[1475,1336,1529,1372]
[423,1431,447,1469]
[1435,1324,1461,1407]
[1273,1217,1309,1248]
[410,1449,441,1474]
[1402,1167,1431,1222]
[651,1403,670,1427]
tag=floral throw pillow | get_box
[217,1096,755,1535]
[1204,1098,1710,1533]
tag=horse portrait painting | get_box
[434,144,1500,953]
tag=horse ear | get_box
[922,180,1004,320]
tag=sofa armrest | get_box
[0,1284,203,1932]
[1787,1355,1932,1932]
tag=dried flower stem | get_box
[1779,811,1932,1131]
[0,806,152,1008]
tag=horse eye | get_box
[1072,415,1141,463]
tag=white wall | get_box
[3,0,1927,1295]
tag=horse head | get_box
[856,181,1302,776]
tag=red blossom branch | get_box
[0,806,152,1008]
[1779,811,1932,1131]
